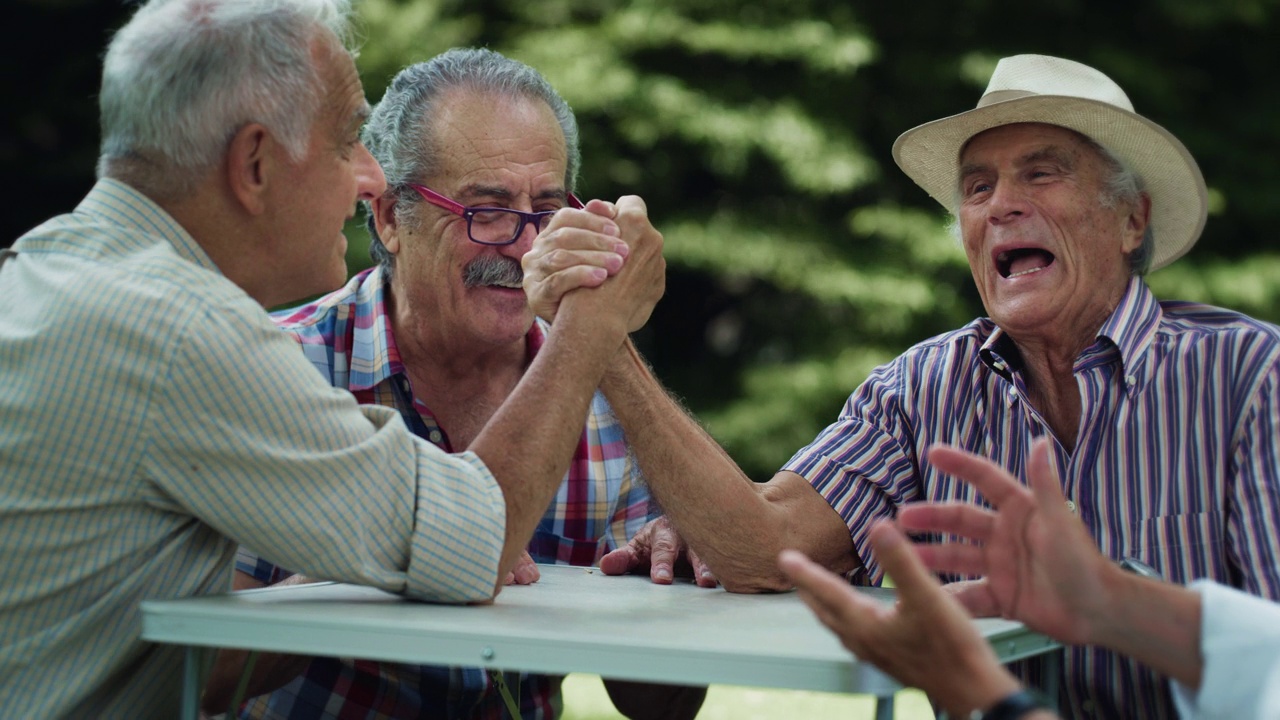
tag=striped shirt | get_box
[235,267,656,720]
[785,276,1280,719]
[0,180,506,719]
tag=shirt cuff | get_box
[403,448,506,602]
[1175,579,1280,720]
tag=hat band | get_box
[976,89,1035,108]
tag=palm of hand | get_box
[980,492,1104,645]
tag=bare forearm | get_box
[469,300,629,591]
[601,340,799,591]
[1091,568,1203,689]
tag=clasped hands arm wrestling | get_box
[204,197,685,718]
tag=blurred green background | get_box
[12,1,1280,717]
[10,0,1280,480]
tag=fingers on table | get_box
[647,521,683,584]
[687,546,718,588]
[598,545,643,576]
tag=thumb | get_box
[614,194,648,217]
[1026,437,1070,517]
[583,198,618,219]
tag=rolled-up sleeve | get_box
[142,298,505,602]
[782,362,918,585]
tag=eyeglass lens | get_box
[468,209,554,244]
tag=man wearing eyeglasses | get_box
[203,48,704,720]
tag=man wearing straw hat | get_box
[524,54,1280,717]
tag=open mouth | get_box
[996,248,1055,279]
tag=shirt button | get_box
[1125,374,1137,385]
[428,430,443,444]
[1065,500,1077,514]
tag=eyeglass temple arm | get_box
[408,184,466,214]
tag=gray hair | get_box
[947,128,1155,276]
[361,47,581,272]
[1084,136,1154,276]
[97,0,356,200]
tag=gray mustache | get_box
[462,255,524,289]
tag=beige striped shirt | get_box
[0,180,507,717]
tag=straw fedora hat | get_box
[892,54,1207,272]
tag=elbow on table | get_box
[404,572,500,605]
[714,561,795,594]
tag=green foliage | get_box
[346,0,1280,479]
[10,2,1280,481]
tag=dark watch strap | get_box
[974,688,1054,720]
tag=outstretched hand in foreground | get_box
[778,521,1027,719]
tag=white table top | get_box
[141,564,1057,694]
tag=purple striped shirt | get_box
[785,277,1280,719]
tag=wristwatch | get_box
[970,688,1055,720]
[1119,556,1160,579]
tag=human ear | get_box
[371,194,402,255]
[225,123,273,216]
[1122,192,1152,254]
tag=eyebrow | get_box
[347,103,371,135]
[457,184,568,204]
[958,144,1077,182]
[1021,145,1076,169]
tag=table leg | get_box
[1041,648,1062,710]
[181,646,211,720]
[873,692,895,720]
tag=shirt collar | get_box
[346,267,399,392]
[1093,276,1162,378]
[75,178,221,273]
[978,276,1161,386]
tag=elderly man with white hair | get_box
[525,54,1280,718]
[0,1,663,717]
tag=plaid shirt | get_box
[786,277,1280,719]
[236,267,656,720]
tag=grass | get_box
[560,674,937,719]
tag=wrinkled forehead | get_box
[309,33,369,142]
[958,122,1094,165]
[427,90,568,178]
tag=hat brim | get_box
[891,96,1207,272]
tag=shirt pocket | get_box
[1138,511,1225,583]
